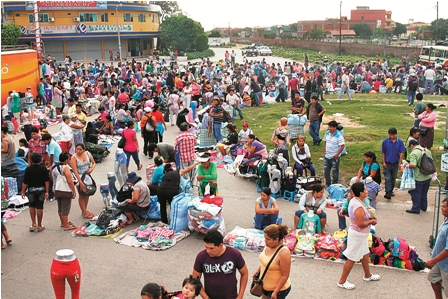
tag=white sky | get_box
[177,0,446,31]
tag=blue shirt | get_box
[381,137,406,163]
[46,140,62,163]
[324,130,345,157]
[432,220,448,271]
[151,164,165,186]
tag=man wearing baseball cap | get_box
[141,107,157,158]
[209,97,224,142]
[238,122,253,142]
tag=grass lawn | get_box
[269,45,403,67]
[232,93,447,185]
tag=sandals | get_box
[29,225,37,232]
[363,274,380,282]
[83,211,94,219]
[64,225,76,231]
[337,281,355,290]
[37,226,45,232]
[60,221,74,228]
[6,239,12,245]
[137,164,143,171]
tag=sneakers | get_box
[384,193,391,200]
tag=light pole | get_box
[115,4,122,60]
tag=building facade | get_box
[3,1,161,61]
[350,6,392,30]
[297,17,377,39]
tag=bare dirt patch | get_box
[322,114,366,128]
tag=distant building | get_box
[350,6,392,30]
[325,30,357,38]
[297,17,376,39]
[3,1,161,61]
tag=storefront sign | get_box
[20,25,76,35]
[86,24,133,32]
[26,1,108,10]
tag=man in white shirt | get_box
[337,69,353,100]
[226,89,243,120]
[424,65,436,94]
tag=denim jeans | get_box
[407,90,416,105]
[108,176,118,199]
[383,162,398,194]
[425,80,434,94]
[124,150,140,167]
[294,162,316,176]
[337,207,348,230]
[413,119,421,128]
[308,120,321,145]
[213,123,222,142]
[409,179,430,212]
[337,85,352,100]
[324,157,340,186]
[254,91,262,106]
[254,213,278,230]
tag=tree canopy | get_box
[309,28,324,39]
[149,1,182,21]
[1,23,22,46]
[352,23,373,38]
[429,18,448,41]
[160,15,208,52]
[373,26,386,38]
[393,22,407,37]
[208,29,221,37]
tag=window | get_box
[151,14,154,23]
[28,13,49,23]
[138,13,146,22]
[79,13,98,22]
[361,16,364,21]
[123,13,133,22]
[101,13,108,22]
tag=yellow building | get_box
[3,1,161,61]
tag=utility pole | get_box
[339,1,342,55]
[435,1,439,44]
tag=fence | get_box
[231,37,422,59]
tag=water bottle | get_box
[276,218,282,225]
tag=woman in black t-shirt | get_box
[22,153,50,232]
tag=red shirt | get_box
[373,80,382,91]
[288,78,299,91]
[123,129,137,152]
[151,111,164,124]
[118,93,129,104]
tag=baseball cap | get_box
[144,107,152,113]
[242,122,249,127]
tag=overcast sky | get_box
[178,0,445,31]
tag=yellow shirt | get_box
[76,112,87,132]
[67,105,76,116]
[259,246,291,291]
[385,78,393,88]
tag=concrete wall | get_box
[232,37,422,59]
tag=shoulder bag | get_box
[54,165,73,199]
[250,245,284,297]
[358,198,376,220]
[77,173,97,196]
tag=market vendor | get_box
[254,187,279,229]
[197,153,218,196]
[119,172,150,225]
[293,183,327,232]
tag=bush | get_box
[195,34,209,52]
[186,49,215,60]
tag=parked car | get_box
[258,46,272,56]
[250,43,263,49]
[209,41,221,47]
[392,35,398,41]
[242,46,258,57]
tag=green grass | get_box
[269,45,402,66]
[233,93,447,185]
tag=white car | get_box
[258,46,272,56]
[209,41,221,47]
[392,35,398,41]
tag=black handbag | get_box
[77,173,97,196]
[250,245,284,297]
[419,125,429,137]
[117,136,126,149]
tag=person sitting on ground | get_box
[98,115,114,135]
[245,134,268,159]
[254,187,279,230]
[217,124,238,157]
[349,151,381,186]
[197,153,218,196]
[238,122,253,142]
[148,156,165,195]
[293,183,327,232]
[119,172,150,225]
[148,142,175,163]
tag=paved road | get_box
[1,48,439,298]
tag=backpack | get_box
[222,109,232,124]
[117,184,133,202]
[416,148,436,175]
[145,115,155,132]
[409,80,418,91]
[96,208,123,229]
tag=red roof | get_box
[328,30,356,36]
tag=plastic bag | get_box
[400,166,416,191]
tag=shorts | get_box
[56,197,72,216]
[27,190,45,209]
[428,264,448,297]
[27,103,35,111]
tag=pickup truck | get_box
[241,46,258,57]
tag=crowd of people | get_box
[1,48,447,298]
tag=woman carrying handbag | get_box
[252,224,291,299]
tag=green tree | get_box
[393,22,407,37]
[208,29,221,37]
[1,23,22,46]
[352,23,373,38]
[309,28,324,39]
[149,1,182,21]
[160,15,207,52]
[289,23,297,32]
[373,26,386,38]
[428,18,448,41]
[195,34,208,52]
